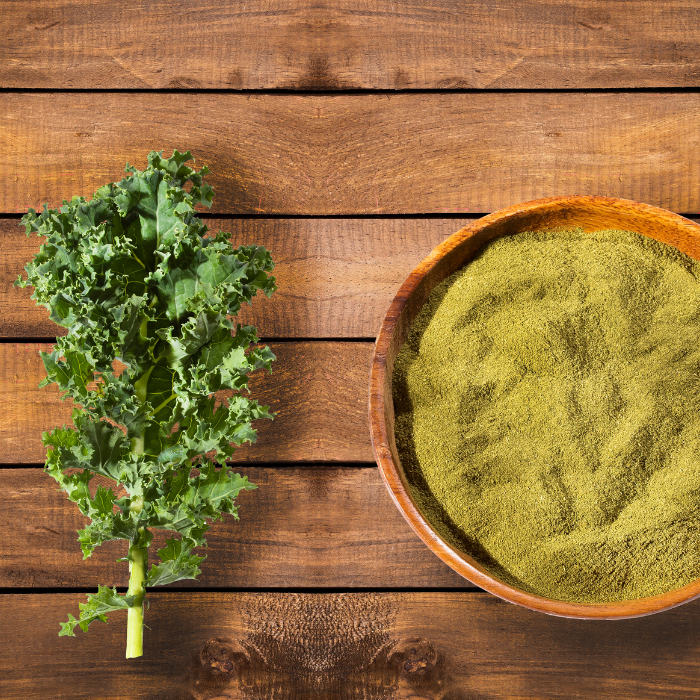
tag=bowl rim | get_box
[368,194,700,619]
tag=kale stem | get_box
[125,539,148,659]
[127,417,148,659]
[131,365,155,454]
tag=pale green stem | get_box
[131,365,155,454]
[127,380,149,659]
[131,435,145,456]
[125,537,147,659]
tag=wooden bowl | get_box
[369,195,700,619]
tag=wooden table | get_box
[2,2,700,697]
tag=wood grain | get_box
[3,0,699,694]
[3,1,700,90]
[2,217,475,339]
[0,341,374,464]
[2,591,699,699]
[1,466,467,589]
[3,93,700,215]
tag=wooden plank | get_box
[0,341,375,464]
[3,1,700,90]
[3,217,475,339]
[3,93,700,216]
[2,591,699,699]
[1,466,466,589]
[8,213,700,340]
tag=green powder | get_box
[393,227,700,603]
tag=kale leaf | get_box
[16,150,276,658]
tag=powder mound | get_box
[393,228,700,603]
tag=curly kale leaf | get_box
[16,150,275,654]
[146,539,205,587]
[58,585,131,637]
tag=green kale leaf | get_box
[16,150,276,658]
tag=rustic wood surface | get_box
[2,217,474,339]
[0,341,374,464]
[3,592,700,700]
[3,1,700,90]
[3,0,700,696]
[3,93,700,216]
[2,466,467,589]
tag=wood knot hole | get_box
[389,637,439,677]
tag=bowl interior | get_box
[369,195,700,618]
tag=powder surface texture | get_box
[393,228,700,602]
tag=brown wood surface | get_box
[3,591,700,699]
[3,1,700,90]
[4,0,700,694]
[0,341,374,464]
[2,217,475,339]
[2,466,467,589]
[3,93,700,216]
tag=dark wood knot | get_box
[388,637,439,677]
[198,637,249,677]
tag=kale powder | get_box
[393,228,700,602]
